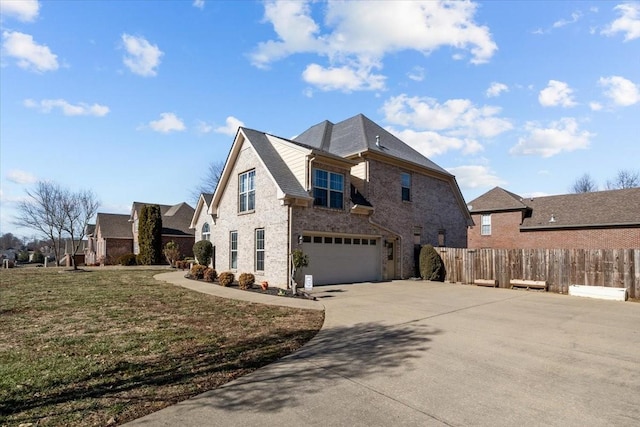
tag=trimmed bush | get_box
[193,240,213,266]
[203,268,217,282]
[164,241,181,267]
[218,271,235,287]
[190,264,208,280]
[419,244,446,282]
[238,273,255,290]
[116,253,137,266]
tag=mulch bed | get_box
[183,273,317,300]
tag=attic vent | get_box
[549,214,556,223]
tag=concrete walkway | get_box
[129,275,640,426]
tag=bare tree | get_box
[606,169,640,190]
[571,173,598,193]
[60,189,99,269]
[14,181,99,268]
[191,160,225,203]
[14,181,66,264]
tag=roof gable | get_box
[189,193,214,229]
[468,187,528,212]
[130,202,194,236]
[96,213,132,239]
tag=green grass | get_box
[0,267,324,426]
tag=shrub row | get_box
[186,266,257,290]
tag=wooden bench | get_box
[474,279,498,288]
[510,279,547,291]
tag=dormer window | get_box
[313,169,344,209]
[239,170,255,213]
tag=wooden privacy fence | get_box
[434,248,640,299]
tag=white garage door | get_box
[301,235,381,285]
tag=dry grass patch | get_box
[0,268,324,426]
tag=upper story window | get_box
[314,169,344,209]
[239,170,255,213]
[202,223,210,241]
[481,214,491,235]
[401,172,411,202]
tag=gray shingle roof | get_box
[131,202,195,236]
[468,187,528,212]
[96,213,132,239]
[521,188,640,229]
[469,187,640,228]
[294,114,450,175]
[241,128,312,200]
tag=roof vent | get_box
[549,214,556,223]
[375,135,380,147]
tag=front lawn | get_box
[0,267,324,426]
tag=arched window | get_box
[202,223,211,241]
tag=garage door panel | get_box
[302,237,380,285]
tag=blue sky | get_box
[1,0,639,238]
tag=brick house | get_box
[189,193,214,265]
[199,114,471,287]
[467,186,640,249]
[86,202,195,264]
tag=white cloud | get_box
[538,80,577,107]
[215,116,245,136]
[407,66,425,82]
[445,165,506,190]
[302,63,385,92]
[6,169,37,184]
[382,94,511,157]
[1,30,58,72]
[510,118,593,158]
[589,101,603,111]
[486,82,508,98]
[382,94,512,138]
[23,98,109,116]
[192,0,205,9]
[552,11,582,28]
[148,113,186,133]
[601,3,640,41]
[598,75,640,106]
[251,0,497,91]
[121,33,163,77]
[0,0,40,22]
[195,120,213,134]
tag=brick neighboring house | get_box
[86,202,195,265]
[87,213,133,264]
[130,202,195,259]
[199,113,471,287]
[467,186,640,249]
[189,193,214,265]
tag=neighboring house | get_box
[467,186,640,249]
[200,113,471,287]
[61,239,88,267]
[189,193,214,265]
[86,201,195,265]
[89,213,133,264]
[129,202,195,259]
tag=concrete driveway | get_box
[128,280,640,426]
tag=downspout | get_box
[368,215,403,280]
[307,155,316,191]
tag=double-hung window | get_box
[255,228,265,271]
[313,169,344,209]
[401,172,411,202]
[239,170,255,213]
[230,231,238,269]
[201,223,210,241]
[481,215,491,236]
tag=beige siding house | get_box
[201,114,471,288]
